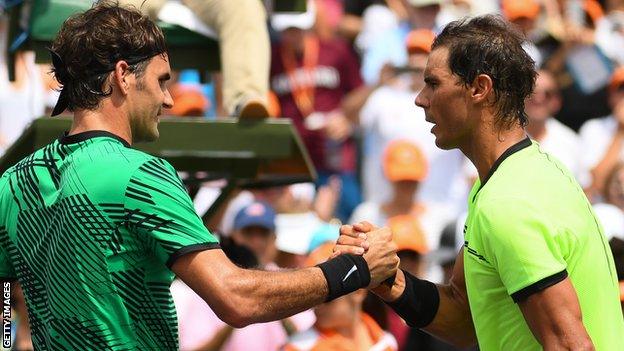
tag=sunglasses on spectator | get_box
[530,90,558,101]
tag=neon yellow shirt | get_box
[464,138,624,350]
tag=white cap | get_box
[275,212,322,255]
[407,0,443,7]
[593,203,624,241]
[271,1,316,32]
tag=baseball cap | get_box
[168,85,207,117]
[405,29,436,54]
[609,66,624,93]
[233,201,276,231]
[407,0,443,8]
[383,140,428,182]
[275,212,322,255]
[271,1,316,32]
[387,215,428,255]
[501,0,540,21]
[308,223,340,253]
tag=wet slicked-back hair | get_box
[50,1,167,112]
[432,15,536,128]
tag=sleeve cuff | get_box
[510,270,568,303]
[166,242,221,268]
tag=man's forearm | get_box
[375,269,477,348]
[226,267,328,325]
[590,130,624,194]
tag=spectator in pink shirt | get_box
[172,202,315,350]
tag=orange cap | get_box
[387,215,428,255]
[584,0,604,25]
[267,91,281,118]
[383,140,428,182]
[405,29,436,54]
[620,281,624,302]
[501,0,540,21]
[168,84,208,117]
[610,67,624,93]
[306,242,335,267]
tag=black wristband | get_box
[317,254,371,302]
[386,270,440,328]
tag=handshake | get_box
[330,221,401,291]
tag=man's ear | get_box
[471,74,493,104]
[112,60,131,95]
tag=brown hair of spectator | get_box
[431,15,537,128]
[50,0,167,113]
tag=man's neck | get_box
[70,108,132,145]
[462,123,527,183]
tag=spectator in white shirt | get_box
[579,66,624,200]
[525,69,580,178]
[358,29,466,213]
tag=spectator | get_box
[579,66,624,200]
[122,0,271,118]
[500,0,542,67]
[596,1,624,65]
[283,242,398,351]
[270,3,366,221]
[382,215,462,351]
[351,141,453,253]
[352,1,406,54]
[358,30,466,215]
[274,183,330,269]
[0,17,46,156]
[361,0,443,85]
[525,69,580,177]
[172,201,315,351]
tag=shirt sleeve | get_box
[0,175,16,279]
[124,157,220,268]
[476,198,569,302]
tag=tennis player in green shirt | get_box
[0,2,400,350]
[335,15,624,350]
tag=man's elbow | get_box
[208,282,259,328]
[214,301,255,328]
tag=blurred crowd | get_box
[2,0,624,350]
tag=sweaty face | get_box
[415,47,472,150]
[128,55,173,143]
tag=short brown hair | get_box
[432,15,536,128]
[50,1,167,113]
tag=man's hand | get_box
[332,221,399,287]
[324,111,353,142]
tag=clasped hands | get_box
[331,221,400,292]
